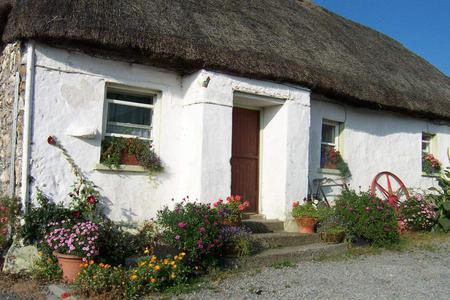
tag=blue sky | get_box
[314,0,450,76]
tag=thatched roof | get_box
[1,0,450,119]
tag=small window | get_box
[422,132,440,174]
[104,88,155,139]
[320,121,340,169]
[421,133,434,156]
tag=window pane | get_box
[107,103,152,126]
[106,124,151,139]
[322,124,335,144]
[107,91,153,105]
[320,144,337,169]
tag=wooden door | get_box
[231,107,260,213]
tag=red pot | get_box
[120,151,139,165]
[295,217,317,234]
[53,252,83,283]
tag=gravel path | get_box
[183,242,450,300]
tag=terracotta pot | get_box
[120,151,139,165]
[295,217,317,234]
[320,231,346,244]
[53,252,83,283]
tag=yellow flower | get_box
[154,265,160,271]
[144,248,150,255]
[149,264,154,268]
[163,259,169,265]
[151,256,157,262]
[38,251,43,257]
[89,260,95,265]
[170,261,175,266]
[174,256,178,260]
[180,252,186,257]
[172,264,177,269]
[99,263,104,268]
[130,274,138,281]
[150,278,156,283]
[139,261,146,267]
[170,273,176,279]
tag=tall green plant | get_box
[428,168,450,232]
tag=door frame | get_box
[232,104,264,214]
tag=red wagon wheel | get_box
[370,171,410,208]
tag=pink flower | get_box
[198,227,206,233]
[177,222,187,229]
[175,235,181,240]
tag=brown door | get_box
[231,107,260,213]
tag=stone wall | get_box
[0,42,24,197]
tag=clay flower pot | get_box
[53,252,83,283]
[120,151,139,165]
[295,217,317,234]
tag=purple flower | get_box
[178,222,187,229]
[175,235,181,241]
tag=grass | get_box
[270,260,295,269]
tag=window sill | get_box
[317,168,341,175]
[94,163,146,173]
[421,172,440,178]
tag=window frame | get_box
[320,120,341,170]
[421,132,435,157]
[102,84,159,142]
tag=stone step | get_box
[234,242,347,268]
[242,219,284,233]
[250,232,321,250]
[242,213,265,220]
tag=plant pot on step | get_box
[295,217,318,234]
[120,151,140,165]
[53,251,83,283]
[320,231,346,244]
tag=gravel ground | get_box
[183,242,450,300]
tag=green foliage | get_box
[0,195,20,252]
[75,253,189,299]
[96,220,156,266]
[30,252,62,282]
[100,137,163,176]
[291,202,320,219]
[271,260,294,269]
[335,190,399,246]
[156,200,224,268]
[428,168,450,232]
[322,145,351,178]
[212,196,249,224]
[18,190,73,245]
[422,154,441,175]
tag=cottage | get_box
[0,0,449,227]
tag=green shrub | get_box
[0,195,20,252]
[30,252,62,282]
[18,190,73,245]
[428,168,450,232]
[335,190,399,246]
[156,200,224,268]
[291,202,320,218]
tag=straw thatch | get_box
[1,0,449,119]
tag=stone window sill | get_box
[94,163,146,173]
[317,168,341,175]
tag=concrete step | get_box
[234,242,347,268]
[243,213,265,220]
[242,219,284,233]
[250,232,321,250]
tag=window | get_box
[104,87,155,139]
[421,133,434,157]
[421,132,440,174]
[320,121,340,169]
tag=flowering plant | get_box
[422,153,441,175]
[335,190,399,246]
[398,194,437,231]
[156,198,224,267]
[321,145,351,177]
[213,195,250,224]
[44,220,99,259]
[0,196,20,251]
[291,201,320,219]
[220,226,253,257]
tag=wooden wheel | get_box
[370,172,410,208]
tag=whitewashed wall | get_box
[29,44,311,222]
[309,98,450,200]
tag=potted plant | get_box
[44,220,99,283]
[422,153,441,175]
[292,201,320,234]
[318,222,346,243]
[321,145,351,177]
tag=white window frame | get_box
[321,120,340,150]
[421,132,435,156]
[102,85,157,141]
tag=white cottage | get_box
[0,0,449,227]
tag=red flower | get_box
[47,136,56,145]
[235,195,242,201]
[238,204,246,211]
[72,211,81,218]
[87,195,96,205]
[60,292,71,299]
[292,201,299,208]
[243,200,250,207]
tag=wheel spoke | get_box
[386,174,393,195]
[376,183,390,198]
